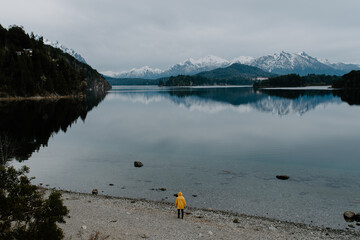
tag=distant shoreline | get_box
[0,94,85,101]
[254,85,333,90]
[49,189,359,240]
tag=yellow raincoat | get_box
[175,192,186,209]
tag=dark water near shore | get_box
[5,86,360,229]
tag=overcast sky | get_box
[1,0,359,72]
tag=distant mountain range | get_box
[107,55,232,79]
[104,52,360,79]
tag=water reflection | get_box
[0,93,107,162]
[2,87,358,163]
[6,86,360,229]
[333,90,360,105]
[110,86,344,115]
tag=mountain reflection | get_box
[111,87,343,115]
[0,93,107,162]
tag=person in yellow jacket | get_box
[175,192,186,219]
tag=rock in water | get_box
[344,211,355,220]
[354,213,360,222]
[92,189,98,195]
[134,161,143,167]
[276,175,290,180]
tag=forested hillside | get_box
[253,74,340,88]
[0,25,110,97]
[332,70,360,89]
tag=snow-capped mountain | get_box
[104,52,360,79]
[248,51,350,75]
[162,55,229,77]
[108,55,230,79]
[38,37,87,64]
[230,56,255,65]
[115,66,163,79]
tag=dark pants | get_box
[178,209,184,219]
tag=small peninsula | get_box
[253,74,340,88]
[332,70,360,89]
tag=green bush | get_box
[0,165,69,240]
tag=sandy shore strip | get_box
[52,190,360,240]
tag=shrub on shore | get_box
[0,164,69,240]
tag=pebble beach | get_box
[55,190,359,240]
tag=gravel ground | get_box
[56,190,359,240]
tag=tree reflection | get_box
[333,90,360,105]
[0,93,106,162]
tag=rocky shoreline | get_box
[51,189,359,240]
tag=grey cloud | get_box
[1,0,359,72]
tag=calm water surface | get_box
[9,86,360,229]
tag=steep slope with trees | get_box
[0,25,111,97]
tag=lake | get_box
[5,86,360,229]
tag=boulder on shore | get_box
[134,161,143,168]
[92,189,98,195]
[276,175,290,180]
[354,213,360,221]
[344,211,355,220]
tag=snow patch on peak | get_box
[122,66,162,75]
[299,51,310,57]
[163,55,230,78]
[110,66,164,79]
[196,55,229,65]
[37,36,87,64]
[101,71,119,78]
[180,55,229,66]
[181,58,196,65]
[316,57,332,65]
[129,65,162,73]
[231,56,255,65]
